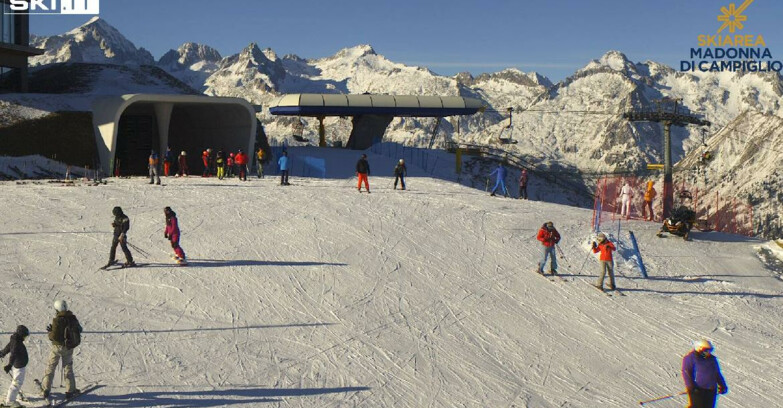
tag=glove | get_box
[46,324,52,332]
[3,364,11,373]
[592,242,597,249]
[164,233,169,239]
[718,385,728,395]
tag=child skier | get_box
[592,232,617,291]
[164,207,187,265]
[0,325,29,408]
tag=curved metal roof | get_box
[269,93,484,117]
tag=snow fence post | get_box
[628,231,648,278]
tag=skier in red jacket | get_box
[592,232,617,291]
[234,149,248,181]
[536,221,560,275]
[164,207,187,265]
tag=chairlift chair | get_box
[497,107,518,144]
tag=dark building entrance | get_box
[114,104,159,175]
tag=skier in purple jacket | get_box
[682,339,728,408]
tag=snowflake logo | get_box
[717,0,753,33]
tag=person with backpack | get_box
[682,339,728,408]
[592,232,617,291]
[278,151,290,186]
[104,206,135,268]
[518,169,528,199]
[536,221,560,275]
[148,150,161,185]
[489,162,508,197]
[215,150,226,180]
[164,207,187,266]
[39,300,81,400]
[393,159,407,190]
[356,154,371,193]
[0,325,30,408]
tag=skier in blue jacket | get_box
[278,151,290,186]
[682,339,728,408]
[489,162,508,197]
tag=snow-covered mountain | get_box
[158,42,222,92]
[30,17,154,66]
[25,18,783,238]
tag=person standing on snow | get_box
[642,181,657,221]
[356,153,371,193]
[489,162,508,197]
[177,151,188,177]
[619,181,633,219]
[201,149,211,177]
[227,152,235,178]
[0,325,29,408]
[39,300,81,400]
[215,150,226,180]
[278,151,290,185]
[164,207,187,265]
[592,232,617,291]
[148,150,161,185]
[393,159,407,190]
[256,148,265,178]
[235,149,249,181]
[682,339,728,408]
[536,221,560,275]
[163,146,174,177]
[105,206,135,268]
[518,168,528,199]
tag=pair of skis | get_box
[31,380,101,407]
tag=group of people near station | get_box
[144,147,269,182]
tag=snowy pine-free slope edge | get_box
[0,147,781,407]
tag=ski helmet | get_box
[597,232,606,241]
[112,206,123,217]
[399,159,404,164]
[693,339,713,352]
[181,151,186,156]
[54,300,68,312]
[16,325,29,337]
[545,221,554,228]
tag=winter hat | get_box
[112,206,123,217]
[545,221,554,228]
[54,300,68,312]
[361,154,367,159]
[15,325,29,338]
[693,339,713,352]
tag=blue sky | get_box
[31,0,783,81]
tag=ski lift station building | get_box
[92,94,257,176]
[269,93,484,150]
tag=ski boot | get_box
[123,261,137,267]
[65,389,81,399]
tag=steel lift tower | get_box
[623,98,710,218]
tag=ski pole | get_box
[639,390,687,405]
[577,246,593,275]
[555,244,572,268]
[127,241,150,258]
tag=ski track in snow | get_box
[0,157,781,407]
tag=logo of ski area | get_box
[717,0,753,33]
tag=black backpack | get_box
[63,316,81,349]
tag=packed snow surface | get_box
[0,148,780,407]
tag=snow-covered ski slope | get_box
[0,148,781,408]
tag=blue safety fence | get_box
[628,231,648,278]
